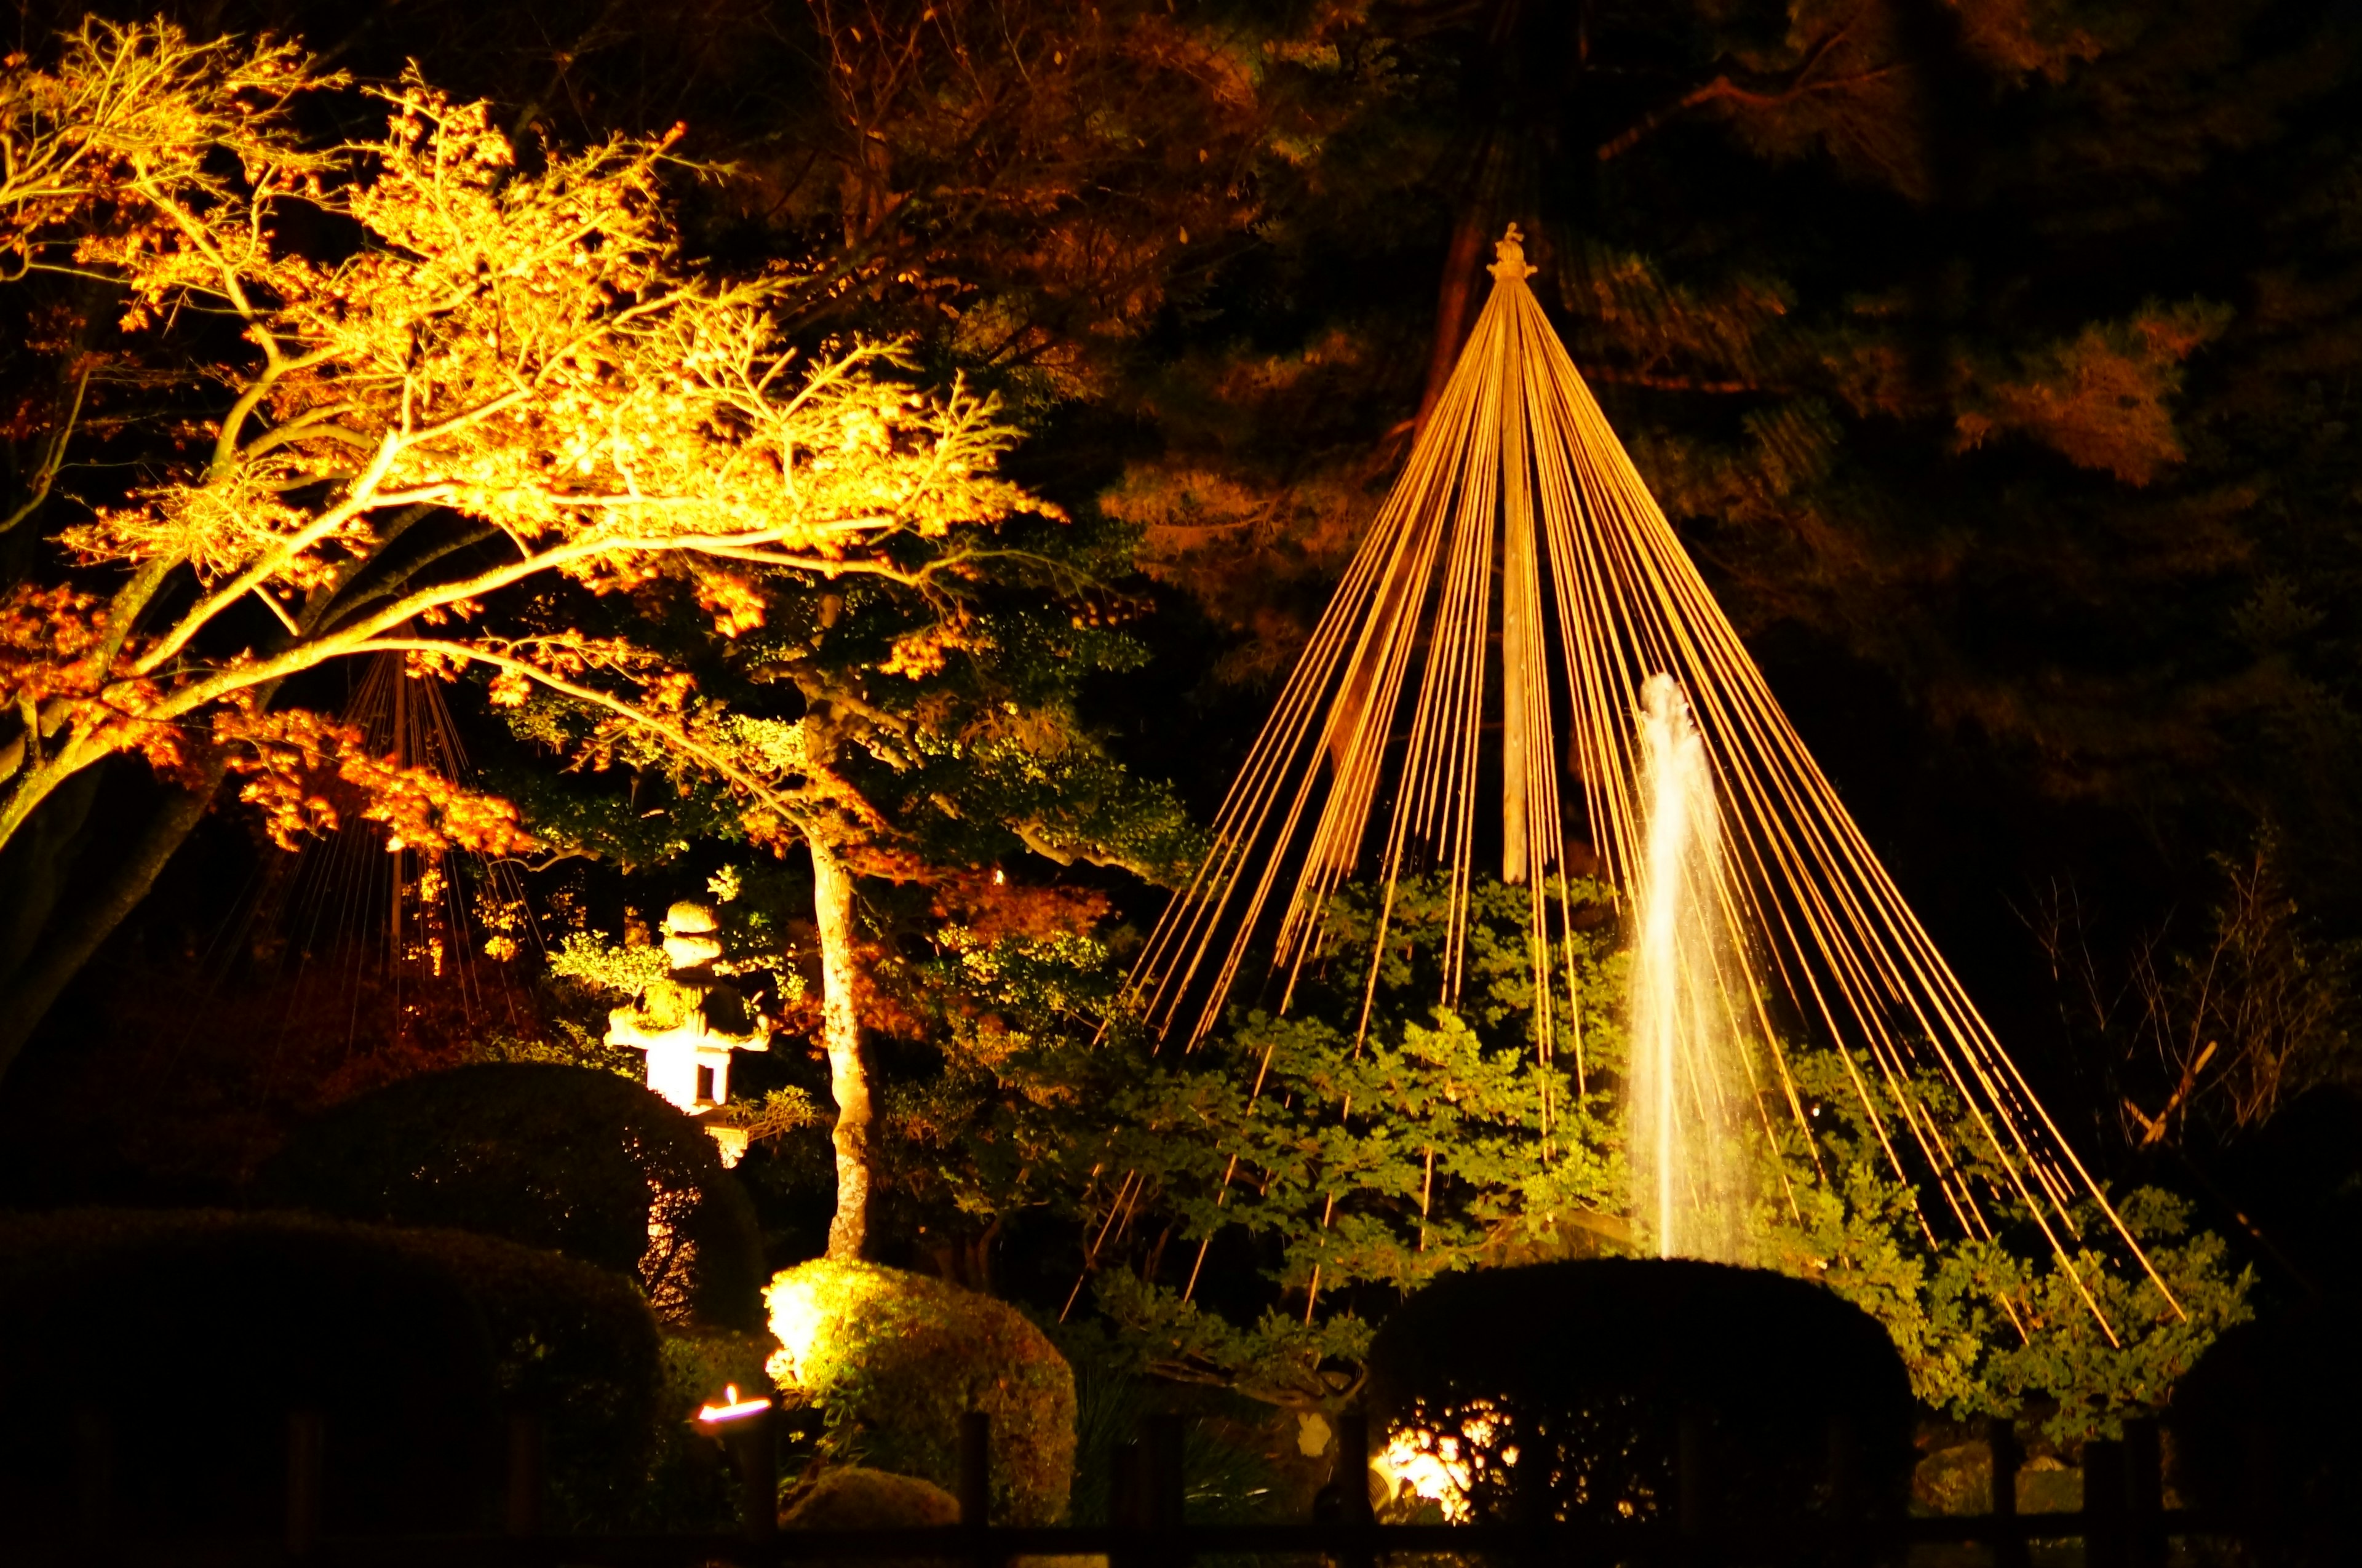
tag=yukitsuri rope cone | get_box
[233,650,540,1048]
[1105,227,2176,1338]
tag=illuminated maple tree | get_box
[0,20,1043,1073]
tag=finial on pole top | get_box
[1489,223,1538,283]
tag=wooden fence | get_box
[11,1406,2338,1567]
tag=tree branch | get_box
[0,359,93,536]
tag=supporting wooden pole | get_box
[959,1411,994,1568]
[1676,1408,1708,1558]
[504,1412,545,1537]
[1825,1413,1861,1568]
[1111,1440,1146,1530]
[2123,1417,2164,1568]
[728,1396,779,1542]
[2083,1436,2126,1568]
[71,1406,111,1537]
[2241,1420,2284,1568]
[1989,1415,2029,1568]
[958,1410,992,1527]
[285,1409,324,1558]
[1146,1413,1186,1532]
[1335,1412,1374,1568]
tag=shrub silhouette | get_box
[0,1209,662,1537]
[260,1062,764,1327]
[2173,1297,2362,1562]
[1365,1258,1914,1529]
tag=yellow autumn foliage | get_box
[0,20,1048,859]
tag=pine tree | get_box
[493,490,1197,1259]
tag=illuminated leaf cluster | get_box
[0,21,1045,866]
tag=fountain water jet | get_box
[1629,674,1756,1263]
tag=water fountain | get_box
[1107,223,2174,1337]
[1629,674,1756,1263]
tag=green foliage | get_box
[860,891,1159,1238]
[705,1086,829,1143]
[1055,1319,1292,1527]
[550,902,807,1020]
[1757,1050,2255,1441]
[259,1063,766,1329]
[551,933,673,998]
[497,504,1202,892]
[1080,873,2251,1441]
[1083,874,1624,1401]
[765,1259,1076,1524]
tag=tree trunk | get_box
[1417,189,1498,429]
[0,760,226,1079]
[809,834,872,1260]
[0,765,104,990]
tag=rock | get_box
[2018,1455,2081,1514]
[1912,1439,1991,1515]
[781,1465,959,1529]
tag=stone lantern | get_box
[606,901,770,1163]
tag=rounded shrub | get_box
[1365,1258,1915,1527]
[258,1062,765,1327]
[381,1223,668,1527]
[2174,1298,2362,1561]
[765,1260,1076,1524]
[0,1208,661,1537]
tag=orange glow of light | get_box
[694,1384,770,1424]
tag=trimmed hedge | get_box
[0,1209,662,1538]
[766,1260,1076,1524]
[2173,1298,2362,1560]
[258,1062,765,1327]
[1366,1258,1915,1527]
[391,1223,669,1527]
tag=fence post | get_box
[2123,1418,2163,1568]
[1676,1407,1708,1564]
[1147,1412,1187,1528]
[1334,1412,1374,1568]
[505,1412,544,1537]
[1826,1413,1861,1568]
[285,1409,324,1558]
[959,1411,993,1568]
[959,1411,992,1526]
[2241,1421,2284,1568]
[728,1393,779,1543]
[1111,1439,1146,1529]
[1129,1414,1185,1568]
[2083,1436,2126,1568]
[71,1406,111,1537]
[1988,1416,2028,1568]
